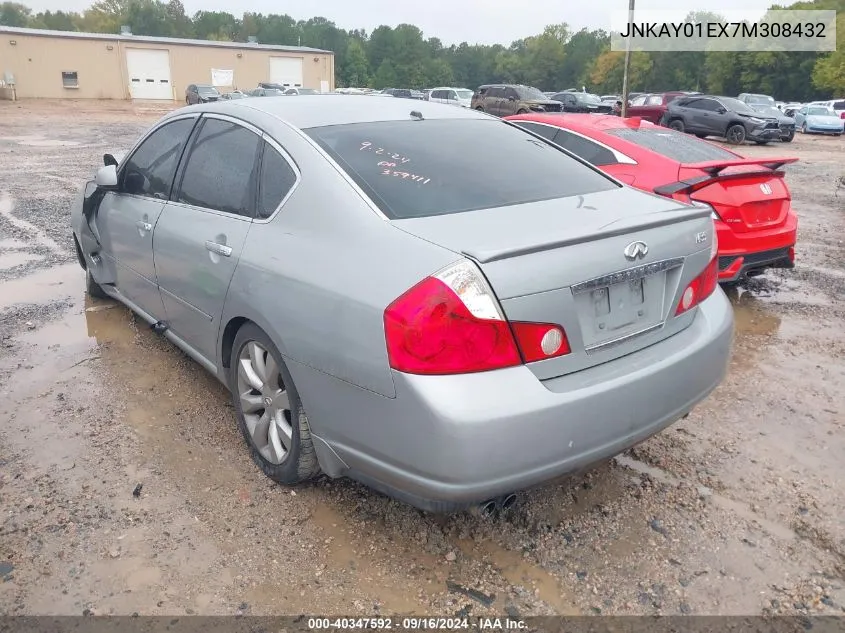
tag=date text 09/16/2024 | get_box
[307,618,527,630]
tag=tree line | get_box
[1,0,843,99]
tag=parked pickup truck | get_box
[627,92,697,124]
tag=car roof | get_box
[183,94,491,129]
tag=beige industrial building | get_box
[0,26,335,101]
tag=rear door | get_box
[94,115,198,318]
[483,87,501,115]
[153,115,262,363]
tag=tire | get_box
[516,109,528,114]
[475,106,485,112]
[755,140,769,145]
[229,323,320,485]
[781,131,794,143]
[695,133,707,138]
[836,133,842,137]
[801,123,808,134]
[85,269,109,300]
[668,119,685,133]
[726,124,746,145]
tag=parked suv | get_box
[747,104,796,142]
[471,84,562,116]
[185,84,220,105]
[662,95,781,145]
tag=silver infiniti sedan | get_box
[70,96,734,512]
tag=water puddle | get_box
[728,293,781,337]
[1,135,81,147]
[456,538,580,615]
[0,263,80,310]
[0,251,42,271]
[0,237,28,250]
[0,194,67,254]
[309,503,432,614]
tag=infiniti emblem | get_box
[624,241,649,261]
[760,183,773,195]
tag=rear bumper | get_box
[715,215,797,281]
[300,291,734,512]
[718,247,794,282]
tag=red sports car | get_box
[505,113,798,283]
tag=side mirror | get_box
[103,153,118,167]
[508,96,516,101]
[95,165,118,189]
[716,107,727,114]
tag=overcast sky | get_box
[23,0,775,45]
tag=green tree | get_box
[373,59,398,88]
[192,10,238,41]
[343,38,370,87]
[812,12,845,95]
[0,1,31,26]
[31,10,80,30]
[560,29,608,90]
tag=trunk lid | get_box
[394,186,715,379]
[674,158,797,233]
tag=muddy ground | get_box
[0,100,843,618]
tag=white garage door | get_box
[269,57,304,89]
[126,49,173,100]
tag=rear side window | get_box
[608,127,738,163]
[121,118,196,199]
[553,130,618,167]
[257,143,298,219]
[833,100,845,110]
[512,121,558,142]
[305,119,616,219]
[176,118,262,216]
[646,95,663,105]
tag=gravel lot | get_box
[1,100,844,618]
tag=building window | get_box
[62,72,78,89]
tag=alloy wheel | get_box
[236,341,293,465]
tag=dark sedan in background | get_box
[551,91,613,114]
[185,84,220,105]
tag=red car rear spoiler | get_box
[654,157,799,196]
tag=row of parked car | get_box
[185,82,320,104]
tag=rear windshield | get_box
[575,93,603,104]
[305,119,616,219]
[607,127,738,163]
[807,107,834,116]
[515,86,547,100]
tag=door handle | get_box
[136,220,152,231]
[205,241,232,257]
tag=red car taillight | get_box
[676,229,719,315]
[384,260,569,375]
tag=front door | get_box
[95,116,198,318]
[153,116,263,363]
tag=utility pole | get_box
[620,0,635,117]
